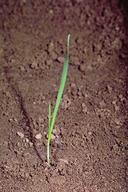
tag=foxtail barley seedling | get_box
[47,34,71,164]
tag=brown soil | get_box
[0,0,128,192]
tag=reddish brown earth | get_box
[0,0,128,192]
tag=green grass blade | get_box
[48,102,52,132]
[47,34,70,164]
[47,56,69,143]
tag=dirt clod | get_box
[35,133,42,140]
[17,132,24,139]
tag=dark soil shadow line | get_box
[4,66,44,163]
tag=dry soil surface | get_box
[0,0,128,192]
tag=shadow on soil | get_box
[4,66,44,163]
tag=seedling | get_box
[47,34,71,164]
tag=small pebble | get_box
[107,85,112,93]
[114,105,120,111]
[17,132,24,139]
[57,56,64,63]
[29,142,33,147]
[30,61,38,69]
[114,118,121,125]
[112,100,116,105]
[35,133,42,140]
[79,64,85,72]
[25,138,30,143]
[82,103,88,113]
[48,42,54,53]
[83,47,87,54]
[119,94,125,102]
[49,9,54,15]
[59,158,69,164]
[88,131,92,136]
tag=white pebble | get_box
[57,57,64,63]
[35,133,42,140]
[25,138,30,143]
[17,132,24,139]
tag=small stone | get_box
[58,158,69,164]
[70,83,76,88]
[57,56,64,63]
[25,138,30,143]
[107,85,112,93]
[35,133,42,140]
[49,9,54,15]
[88,131,92,136]
[17,132,24,139]
[29,142,33,147]
[25,172,30,178]
[115,25,120,31]
[119,94,125,102]
[48,42,54,53]
[30,61,38,69]
[82,103,88,113]
[84,93,88,98]
[79,64,85,72]
[112,100,116,105]
[114,118,121,125]
[83,47,87,54]
[114,105,120,111]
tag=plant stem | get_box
[47,141,50,164]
